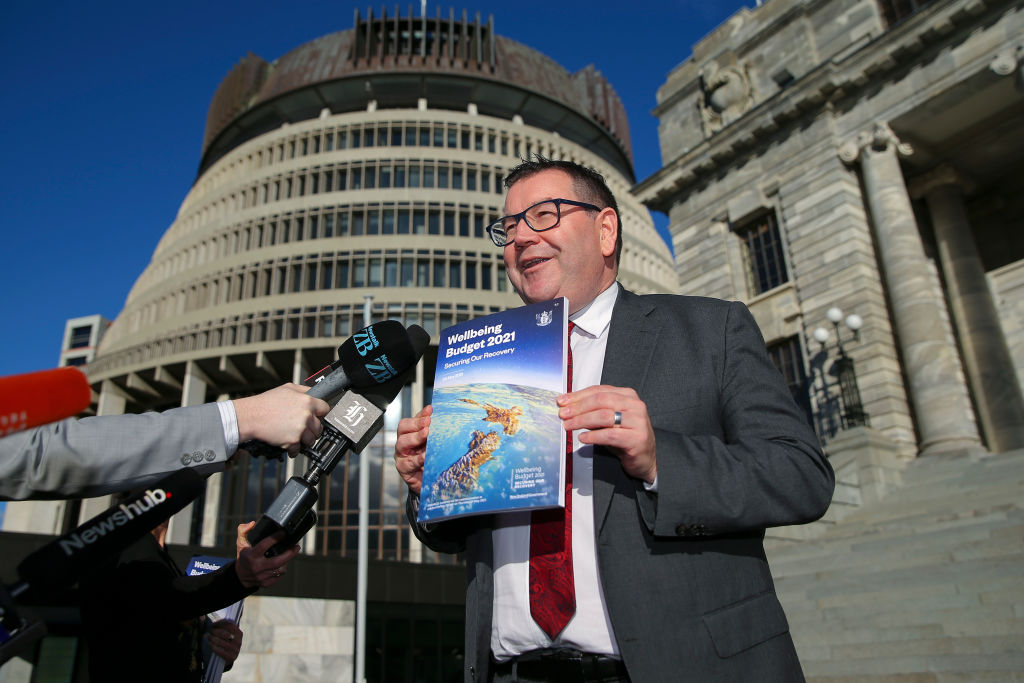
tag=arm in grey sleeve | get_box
[0,403,231,501]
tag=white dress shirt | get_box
[490,282,621,660]
[217,400,239,453]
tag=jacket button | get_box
[181,454,192,466]
[675,524,687,536]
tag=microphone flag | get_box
[15,468,205,597]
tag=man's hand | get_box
[233,384,331,455]
[234,521,299,588]
[207,620,243,664]
[393,405,432,495]
[558,385,657,484]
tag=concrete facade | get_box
[57,314,110,369]
[637,0,1024,461]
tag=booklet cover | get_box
[417,297,568,523]
[186,555,243,683]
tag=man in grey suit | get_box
[1,383,330,501]
[394,157,834,682]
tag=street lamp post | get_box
[813,307,869,429]
[356,295,373,683]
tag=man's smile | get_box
[518,256,552,272]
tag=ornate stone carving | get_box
[989,45,1023,88]
[989,47,1018,77]
[698,54,755,137]
[838,121,913,165]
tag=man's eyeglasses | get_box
[486,198,601,247]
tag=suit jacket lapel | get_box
[593,288,659,532]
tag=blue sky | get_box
[0,0,746,379]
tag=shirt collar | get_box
[569,282,618,340]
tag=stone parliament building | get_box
[639,0,1024,464]
[3,0,1023,680]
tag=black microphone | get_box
[308,319,421,400]
[247,324,430,556]
[1,468,204,663]
[241,320,424,460]
[11,468,204,600]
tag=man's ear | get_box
[598,208,618,258]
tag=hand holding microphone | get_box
[245,321,430,556]
[239,320,429,461]
[234,384,331,456]
[234,521,297,587]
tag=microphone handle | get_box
[246,477,320,557]
[0,613,47,666]
[248,509,317,559]
[15,468,204,595]
[305,364,351,401]
[245,407,363,556]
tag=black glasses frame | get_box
[486,198,601,247]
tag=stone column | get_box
[839,122,982,455]
[407,358,425,563]
[199,391,231,548]
[911,166,1024,452]
[75,381,132,523]
[167,361,210,544]
[293,349,318,554]
[290,348,311,489]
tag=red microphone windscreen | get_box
[0,367,92,436]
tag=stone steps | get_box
[765,448,1024,681]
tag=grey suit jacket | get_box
[0,403,229,501]
[410,287,834,682]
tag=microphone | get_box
[247,324,430,556]
[0,468,204,664]
[0,367,92,436]
[240,320,426,460]
[11,468,205,600]
[307,319,423,401]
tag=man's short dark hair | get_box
[503,156,623,266]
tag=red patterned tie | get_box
[529,321,576,639]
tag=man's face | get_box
[502,169,617,313]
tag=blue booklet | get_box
[417,298,568,523]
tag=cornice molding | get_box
[636,0,1012,213]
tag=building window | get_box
[766,336,813,427]
[736,212,789,295]
[69,325,92,349]
[877,0,934,27]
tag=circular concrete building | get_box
[78,8,677,564]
